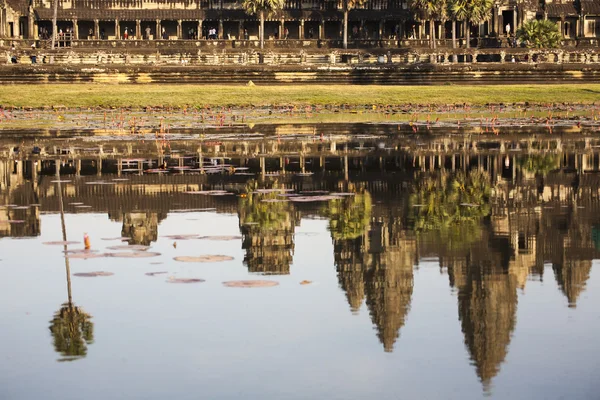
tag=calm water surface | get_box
[1,127,599,400]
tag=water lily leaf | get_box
[107,252,161,258]
[166,277,206,283]
[222,280,279,288]
[174,255,234,263]
[73,271,114,277]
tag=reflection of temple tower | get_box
[552,260,592,308]
[335,217,416,353]
[238,192,298,275]
[448,251,518,389]
[119,212,165,245]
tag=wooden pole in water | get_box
[56,160,72,305]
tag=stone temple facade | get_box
[0,0,599,43]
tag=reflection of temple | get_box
[446,244,518,388]
[334,214,417,353]
[3,132,600,378]
[238,190,299,275]
[109,211,165,245]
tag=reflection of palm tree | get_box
[49,161,94,361]
[238,180,297,274]
[410,171,491,253]
[324,189,372,241]
[518,154,560,176]
[49,303,94,362]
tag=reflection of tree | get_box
[518,154,560,176]
[49,303,94,362]
[323,189,372,241]
[410,171,491,231]
[410,171,490,255]
[238,180,297,275]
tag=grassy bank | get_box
[0,84,599,108]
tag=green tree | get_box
[516,20,561,49]
[242,0,285,50]
[342,0,368,49]
[49,303,94,361]
[409,0,447,49]
[447,0,493,49]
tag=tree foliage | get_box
[516,20,561,49]
[49,303,94,361]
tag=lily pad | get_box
[166,277,206,284]
[67,252,109,259]
[106,245,151,251]
[107,252,161,258]
[145,271,168,276]
[197,236,242,241]
[43,241,80,245]
[163,234,201,240]
[101,237,130,241]
[222,280,279,288]
[174,255,234,263]
[73,271,114,277]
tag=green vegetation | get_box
[1,84,599,108]
[49,303,94,361]
[517,20,561,49]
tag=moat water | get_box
[0,126,599,400]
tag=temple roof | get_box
[580,0,600,15]
[545,2,578,17]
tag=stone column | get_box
[379,19,384,39]
[115,19,119,39]
[300,19,304,39]
[177,19,182,39]
[493,6,499,36]
[136,19,141,39]
[513,8,517,31]
[318,20,324,39]
[28,9,35,38]
[218,19,223,39]
[94,19,99,39]
[197,19,202,39]
[73,19,78,39]
[280,18,284,39]
[238,20,243,40]
[156,19,161,39]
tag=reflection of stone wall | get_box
[121,212,163,245]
